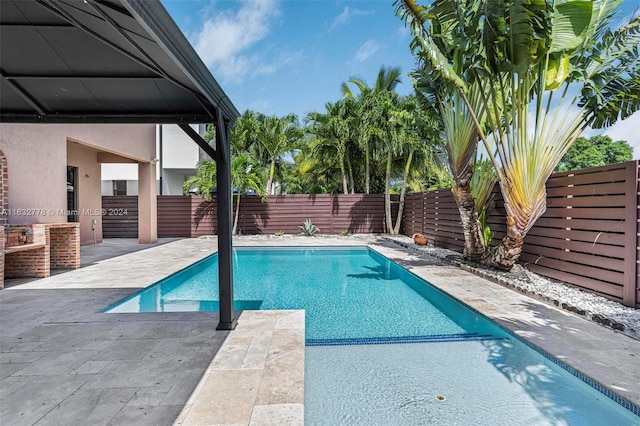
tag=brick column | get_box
[0,150,8,226]
[1,225,5,289]
[49,223,80,270]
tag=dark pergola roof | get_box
[0,0,238,330]
[0,0,239,124]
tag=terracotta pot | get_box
[412,233,428,246]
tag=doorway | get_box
[67,166,78,222]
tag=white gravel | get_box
[385,235,640,340]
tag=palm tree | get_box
[306,98,359,194]
[397,0,640,270]
[183,158,217,200]
[342,66,403,194]
[396,0,495,260]
[382,94,443,235]
[255,113,303,195]
[231,154,265,234]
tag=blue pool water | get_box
[105,247,639,424]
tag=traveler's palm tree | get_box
[397,0,640,270]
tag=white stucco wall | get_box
[162,169,189,195]
[159,124,201,169]
[101,163,138,181]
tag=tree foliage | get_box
[396,0,640,270]
[555,135,632,172]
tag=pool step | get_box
[306,333,505,347]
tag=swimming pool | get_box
[105,246,639,424]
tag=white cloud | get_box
[354,40,380,63]
[329,6,374,31]
[193,0,280,82]
[253,50,304,77]
[603,111,640,159]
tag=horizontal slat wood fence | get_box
[101,196,138,238]
[156,194,394,238]
[402,161,639,308]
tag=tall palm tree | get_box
[255,113,303,194]
[342,66,403,194]
[388,94,443,235]
[397,0,640,270]
[306,99,358,194]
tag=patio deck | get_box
[0,236,638,425]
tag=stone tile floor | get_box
[1,236,639,425]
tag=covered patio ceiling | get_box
[0,0,238,124]
[0,0,238,329]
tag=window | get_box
[113,180,127,196]
[67,166,78,222]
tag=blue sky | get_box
[162,0,640,158]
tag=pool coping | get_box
[175,310,305,425]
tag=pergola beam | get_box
[177,123,217,161]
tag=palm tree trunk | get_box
[392,151,413,235]
[233,193,241,235]
[365,141,370,194]
[384,151,393,234]
[346,155,355,194]
[340,160,348,194]
[267,160,276,195]
[483,234,523,271]
[452,182,486,261]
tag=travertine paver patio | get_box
[0,236,639,425]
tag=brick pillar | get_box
[49,224,80,270]
[0,150,8,226]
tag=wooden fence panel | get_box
[403,193,426,236]
[400,161,640,308]
[101,196,138,238]
[237,194,392,235]
[157,196,191,237]
[190,196,217,237]
[519,162,636,306]
[157,194,392,237]
[402,190,465,251]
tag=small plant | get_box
[274,231,284,237]
[340,229,350,236]
[299,219,319,236]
